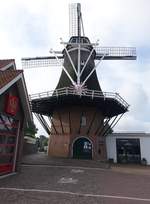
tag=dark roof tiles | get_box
[0,70,23,89]
[0,59,15,69]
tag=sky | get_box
[0,0,150,136]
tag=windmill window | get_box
[81,60,85,66]
[81,116,86,126]
[70,37,77,43]
[72,38,76,43]
[81,60,85,70]
[83,38,87,43]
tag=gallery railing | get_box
[29,87,129,109]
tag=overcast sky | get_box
[1,0,150,136]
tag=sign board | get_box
[5,95,19,116]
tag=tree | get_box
[37,135,48,152]
[25,122,38,138]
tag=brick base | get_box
[48,105,107,160]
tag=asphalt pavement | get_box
[0,153,150,204]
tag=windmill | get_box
[22,3,136,160]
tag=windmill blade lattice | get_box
[22,56,64,68]
[95,47,136,60]
[69,3,80,37]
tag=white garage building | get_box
[106,132,150,165]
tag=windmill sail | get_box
[69,3,78,37]
[22,56,64,68]
[69,3,83,37]
[95,47,136,60]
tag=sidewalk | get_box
[22,152,150,176]
[111,163,150,176]
[22,152,110,169]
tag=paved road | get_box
[0,162,150,204]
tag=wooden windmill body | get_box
[22,3,136,160]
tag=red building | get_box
[0,59,32,176]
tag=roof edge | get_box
[0,72,33,123]
[0,59,16,71]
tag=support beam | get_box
[80,47,95,77]
[68,111,72,134]
[111,113,124,130]
[86,111,97,135]
[57,111,64,134]
[82,54,106,86]
[34,113,50,135]
[77,43,81,85]
[80,11,85,36]
[95,118,109,135]
[77,3,81,37]
[101,116,118,137]
[102,113,125,137]
[39,115,51,134]
[48,116,58,135]
[97,118,110,136]
[50,49,76,86]
[78,111,84,134]
[60,38,78,76]
[80,40,99,77]
[94,120,103,135]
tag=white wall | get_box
[106,133,150,165]
[106,135,117,163]
[140,137,150,165]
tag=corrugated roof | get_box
[0,70,23,89]
[0,59,15,69]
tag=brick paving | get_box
[0,153,150,203]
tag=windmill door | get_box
[73,137,92,159]
[0,114,19,176]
